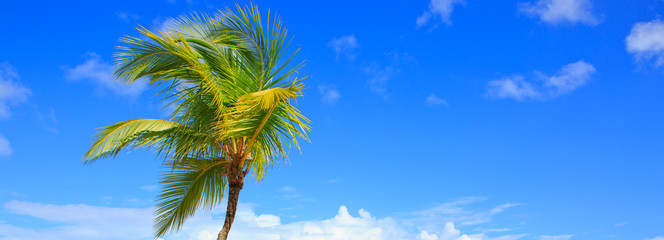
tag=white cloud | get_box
[280,186,296,192]
[518,0,598,26]
[166,0,194,4]
[626,20,664,67]
[0,134,12,157]
[235,204,280,228]
[277,186,303,200]
[35,107,58,133]
[140,185,158,192]
[2,200,153,240]
[540,60,595,95]
[118,12,139,22]
[487,60,595,101]
[612,222,627,227]
[419,230,440,240]
[65,52,146,97]
[426,94,449,106]
[487,76,539,101]
[152,16,179,33]
[318,84,341,105]
[407,197,521,230]
[539,234,574,240]
[0,62,31,119]
[490,234,529,240]
[328,35,360,60]
[1,198,524,240]
[363,63,396,98]
[387,51,417,65]
[645,237,664,240]
[417,0,465,27]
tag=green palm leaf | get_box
[155,158,227,237]
[83,119,180,162]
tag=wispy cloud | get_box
[140,185,158,192]
[318,84,341,105]
[426,94,449,107]
[327,36,413,100]
[0,190,25,198]
[363,63,396,98]
[117,12,139,23]
[328,34,360,60]
[386,51,417,65]
[0,62,31,119]
[487,75,539,100]
[407,197,521,230]
[613,222,628,227]
[326,178,339,183]
[416,0,465,28]
[1,198,524,240]
[626,20,664,67]
[487,60,595,101]
[65,52,147,97]
[538,61,595,95]
[276,186,313,202]
[2,200,153,240]
[0,62,31,158]
[152,16,178,33]
[360,52,415,99]
[518,0,598,26]
[0,134,12,157]
[35,107,58,133]
[279,186,300,200]
[645,236,664,240]
[166,0,194,4]
[539,234,574,240]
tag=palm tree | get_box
[83,4,310,240]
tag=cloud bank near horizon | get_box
[0,198,526,240]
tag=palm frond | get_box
[155,158,228,237]
[83,119,180,162]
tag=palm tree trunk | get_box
[217,181,243,240]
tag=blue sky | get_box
[1,0,663,239]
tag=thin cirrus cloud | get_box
[328,34,359,60]
[327,36,412,100]
[152,16,179,33]
[646,237,664,240]
[318,84,341,105]
[613,222,628,227]
[539,234,574,240]
[0,134,12,157]
[361,53,414,99]
[405,197,521,230]
[1,200,153,240]
[518,0,599,26]
[0,197,526,240]
[117,12,139,23]
[0,62,31,158]
[362,63,395,98]
[0,62,31,120]
[626,19,664,67]
[65,52,147,97]
[426,94,448,107]
[487,60,596,101]
[416,0,465,28]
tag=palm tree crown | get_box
[83,4,309,239]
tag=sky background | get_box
[1,0,664,239]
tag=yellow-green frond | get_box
[83,119,180,163]
[238,86,302,110]
[155,159,228,237]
